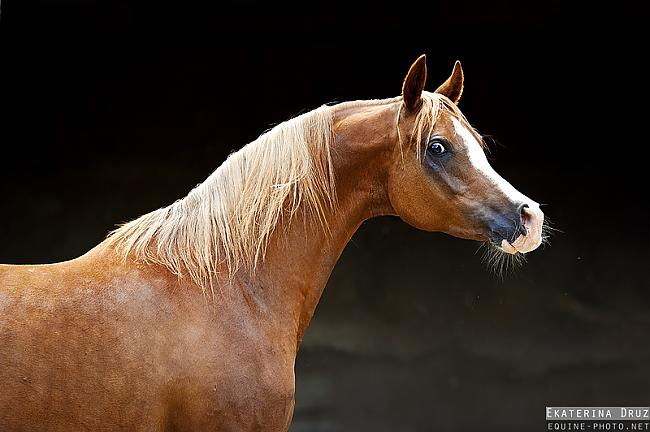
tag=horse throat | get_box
[256,102,397,347]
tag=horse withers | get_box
[0,55,544,431]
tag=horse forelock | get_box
[398,91,486,159]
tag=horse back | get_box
[0,247,183,430]
[0,245,296,431]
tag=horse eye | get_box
[428,141,446,155]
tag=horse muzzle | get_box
[489,203,545,254]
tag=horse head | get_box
[385,55,545,257]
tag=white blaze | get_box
[451,117,544,254]
[451,117,533,205]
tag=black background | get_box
[1,2,647,431]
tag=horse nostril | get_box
[518,203,530,236]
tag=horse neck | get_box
[252,100,399,347]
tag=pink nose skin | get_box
[500,205,545,254]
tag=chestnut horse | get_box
[0,56,544,431]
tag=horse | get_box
[0,55,545,431]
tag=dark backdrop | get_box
[1,2,647,431]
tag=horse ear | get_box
[435,60,464,104]
[402,54,428,111]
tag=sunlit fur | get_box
[106,92,485,293]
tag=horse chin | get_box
[499,233,543,255]
[499,239,519,255]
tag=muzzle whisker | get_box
[479,241,527,279]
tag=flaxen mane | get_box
[106,92,472,293]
